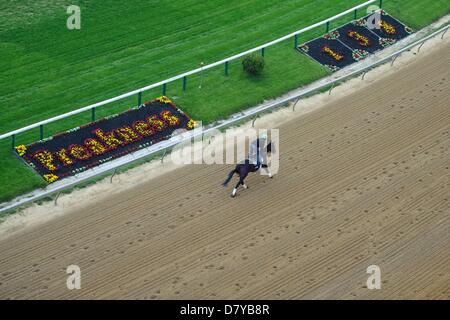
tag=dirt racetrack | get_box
[0,41,449,300]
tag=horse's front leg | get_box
[261,164,273,178]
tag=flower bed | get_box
[338,23,383,53]
[297,10,413,72]
[364,11,413,40]
[15,97,195,183]
[297,37,355,70]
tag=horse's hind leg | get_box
[231,185,237,197]
[231,179,241,197]
[231,174,247,197]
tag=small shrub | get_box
[242,53,265,76]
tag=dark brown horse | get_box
[222,141,273,197]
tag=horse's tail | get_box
[222,168,236,187]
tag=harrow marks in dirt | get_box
[0,42,449,299]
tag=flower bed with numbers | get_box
[298,10,413,72]
[15,96,195,183]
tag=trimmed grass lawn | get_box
[0,0,449,202]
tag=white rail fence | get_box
[0,0,378,147]
[0,23,448,214]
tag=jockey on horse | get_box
[222,132,274,197]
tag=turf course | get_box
[0,0,449,203]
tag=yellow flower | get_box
[161,110,180,126]
[187,119,196,130]
[156,96,172,104]
[380,20,396,35]
[15,145,27,157]
[43,173,59,183]
[322,46,344,61]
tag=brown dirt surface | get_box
[0,41,449,300]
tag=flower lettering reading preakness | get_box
[16,98,194,183]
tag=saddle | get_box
[244,159,260,172]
